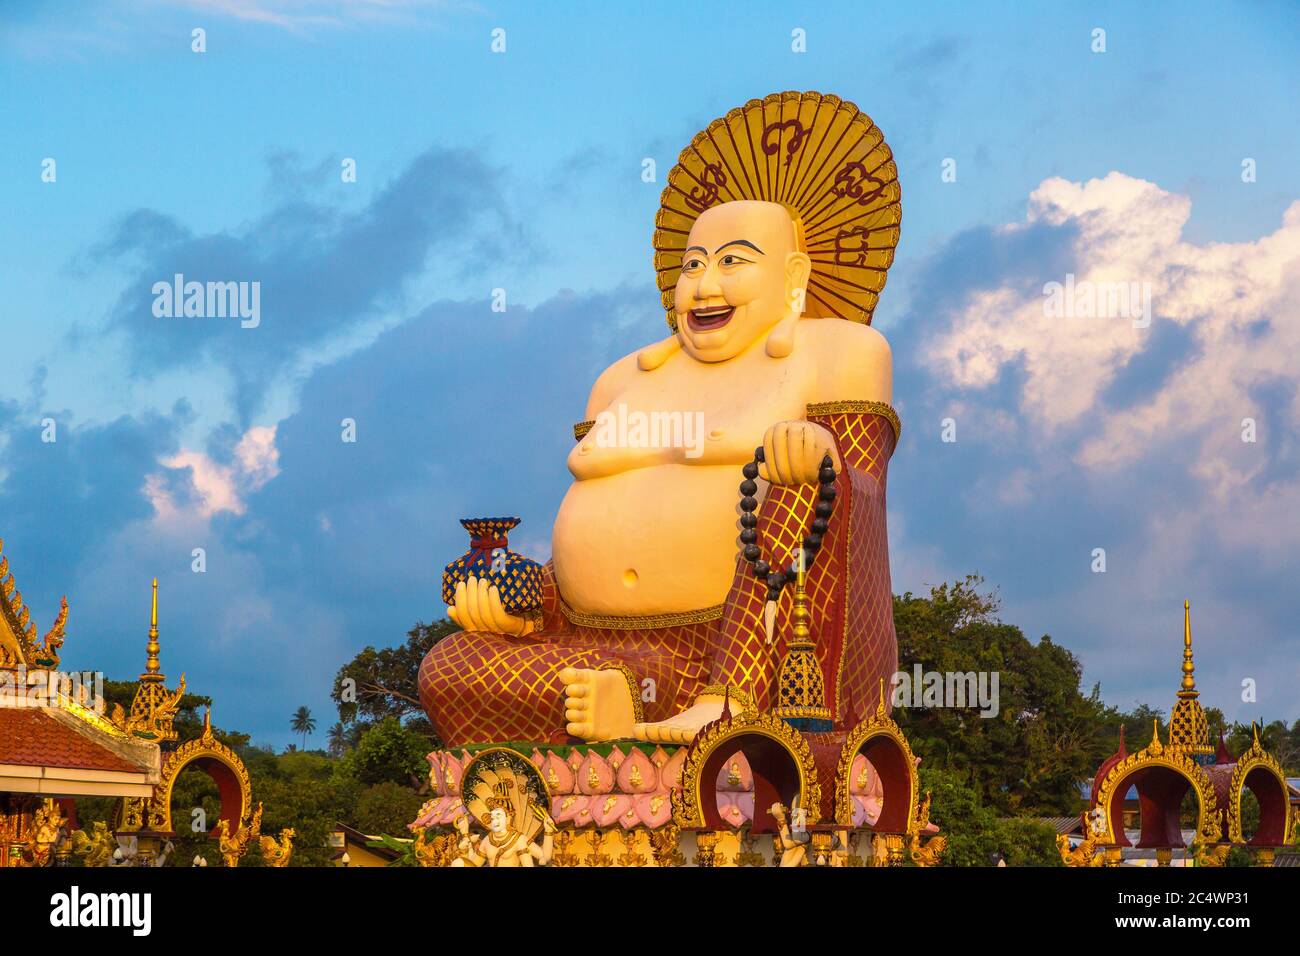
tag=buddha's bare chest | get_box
[596,353,817,464]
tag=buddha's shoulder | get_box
[584,346,649,416]
[796,317,891,357]
[796,319,892,401]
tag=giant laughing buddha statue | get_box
[419,92,903,748]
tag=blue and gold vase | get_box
[441,517,543,616]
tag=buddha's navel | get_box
[622,568,639,588]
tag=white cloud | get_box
[913,173,1300,721]
[928,173,1300,450]
[146,425,280,521]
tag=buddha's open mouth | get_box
[687,306,735,331]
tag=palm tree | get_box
[327,722,349,757]
[290,706,316,751]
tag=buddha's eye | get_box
[721,254,748,266]
[684,258,704,271]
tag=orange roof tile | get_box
[0,708,145,774]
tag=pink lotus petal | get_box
[617,748,658,794]
[606,745,625,772]
[715,751,753,791]
[425,752,445,796]
[592,794,633,828]
[411,798,440,830]
[577,751,615,795]
[540,752,576,794]
[734,792,755,820]
[634,792,674,829]
[436,801,466,826]
[660,748,687,789]
[853,795,882,827]
[553,795,588,825]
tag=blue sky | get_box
[1,1,1297,746]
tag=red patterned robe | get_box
[418,402,898,746]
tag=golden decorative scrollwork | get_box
[1091,721,1218,846]
[1226,726,1295,846]
[121,708,253,836]
[1191,842,1231,867]
[833,687,919,830]
[648,823,685,867]
[805,401,901,443]
[70,822,115,868]
[0,538,68,670]
[215,803,261,868]
[258,827,295,867]
[559,598,725,630]
[1057,833,1103,867]
[670,708,821,829]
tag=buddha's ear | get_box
[637,335,682,371]
[784,250,812,312]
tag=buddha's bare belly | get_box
[552,463,745,616]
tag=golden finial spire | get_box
[1178,598,1197,698]
[141,578,163,682]
[122,578,186,741]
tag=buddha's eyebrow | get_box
[714,239,764,254]
[684,245,707,255]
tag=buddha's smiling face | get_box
[673,201,811,362]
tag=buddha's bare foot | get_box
[633,695,726,745]
[559,667,635,742]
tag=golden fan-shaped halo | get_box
[654,90,901,332]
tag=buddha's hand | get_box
[448,576,537,638]
[759,420,842,486]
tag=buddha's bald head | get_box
[673,201,812,363]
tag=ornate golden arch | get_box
[670,710,821,829]
[834,696,919,832]
[1226,732,1296,846]
[1091,726,1219,847]
[120,710,253,835]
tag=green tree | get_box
[353,782,426,837]
[290,706,316,751]
[918,765,999,866]
[337,716,431,788]
[994,818,1064,867]
[327,722,349,757]
[332,620,457,731]
[894,576,1117,815]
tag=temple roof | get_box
[0,708,153,775]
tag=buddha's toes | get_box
[632,697,726,745]
[559,667,636,743]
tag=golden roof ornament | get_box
[1169,600,1212,756]
[0,538,69,671]
[773,548,832,731]
[654,91,901,332]
[121,579,186,741]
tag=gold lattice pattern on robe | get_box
[654,91,901,331]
